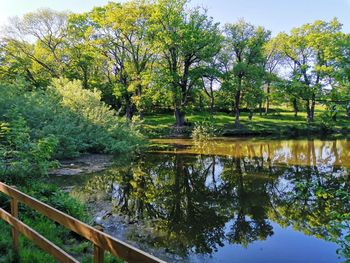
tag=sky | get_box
[0,0,349,35]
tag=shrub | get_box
[0,78,144,160]
[192,120,217,140]
[0,113,58,183]
[319,106,336,133]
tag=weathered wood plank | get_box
[10,197,19,252]
[93,244,104,263]
[0,182,165,263]
[0,208,79,263]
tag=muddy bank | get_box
[50,154,113,176]
[88,196,184,262]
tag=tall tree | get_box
[74,1,154,120]
[150,0,222,126]
[332,33,350,118]
[275,18,343,123]
[221,19,270,127]
[2,9,69,86]
[263,37,283,115]
[106,0,155,120]
[200,55,221,114]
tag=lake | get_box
[52,138,350,262]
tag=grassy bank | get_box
[139,109,350,138]
[0,79,139,262]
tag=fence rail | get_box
[0,182,165,263]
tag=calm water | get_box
[53,138,350,263]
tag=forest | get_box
[0,0,349,128]
[0,0,349,262]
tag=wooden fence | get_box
[0,182,165,263]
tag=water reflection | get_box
[62,139,350,262]
[153,138,350,168]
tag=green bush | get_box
[192,120,218,140]
[0,78,144,160]
[0,114,58,183]
[0,79,134,261]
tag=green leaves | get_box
[0,78,144,183]
[0,111,58,183]
[149,0,222,124]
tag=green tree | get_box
[2,9,69,86]
[221,19,270,127]
[275,18,343,123]
[71,1,154,120]
[262,37,283,115]
[200,55,222,114]
[332,33,350,118]
[149,0,222,126]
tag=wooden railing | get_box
[0,182,165,263]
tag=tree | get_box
[150,0,222,126]
[221,19,270,127]
[106,0,155,120]
[71,1,154,120]
[200,55,221,114]
[332,33,350,118]
[275,18,343,123]
[66,12,102,90]
[263,37,283,115]
[2,9,69,86]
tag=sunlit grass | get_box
[141,107,350,137]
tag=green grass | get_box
[139,108,350,138]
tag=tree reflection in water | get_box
[69,139,350,259]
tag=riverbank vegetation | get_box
[0,78,141,261]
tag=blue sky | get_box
[0,0,349,34]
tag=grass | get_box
[139,107,350,138]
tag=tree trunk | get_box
[125,96,133,121]
[174,106,186,127]
[265,83,270,115]
[82,67,88,89]
[293,98,298,119]
[306,100,312,123]
[234,89,241,127]
[248,109,253,120]
[210,88,215,115]
[199,93,203,111]
[259,103,262,116]
[310,93,315,122]
[137,84,144,120]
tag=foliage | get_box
[0,79,143,163]
[0,114,58,183]
[149,0,223,126]
[220,19,270,126]
[275,19,345,123]
[0,3,349,126]
[192,120,218,140]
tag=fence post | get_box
[93,225,104,263]
[94,245,104,263]
[10,196,19,253]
